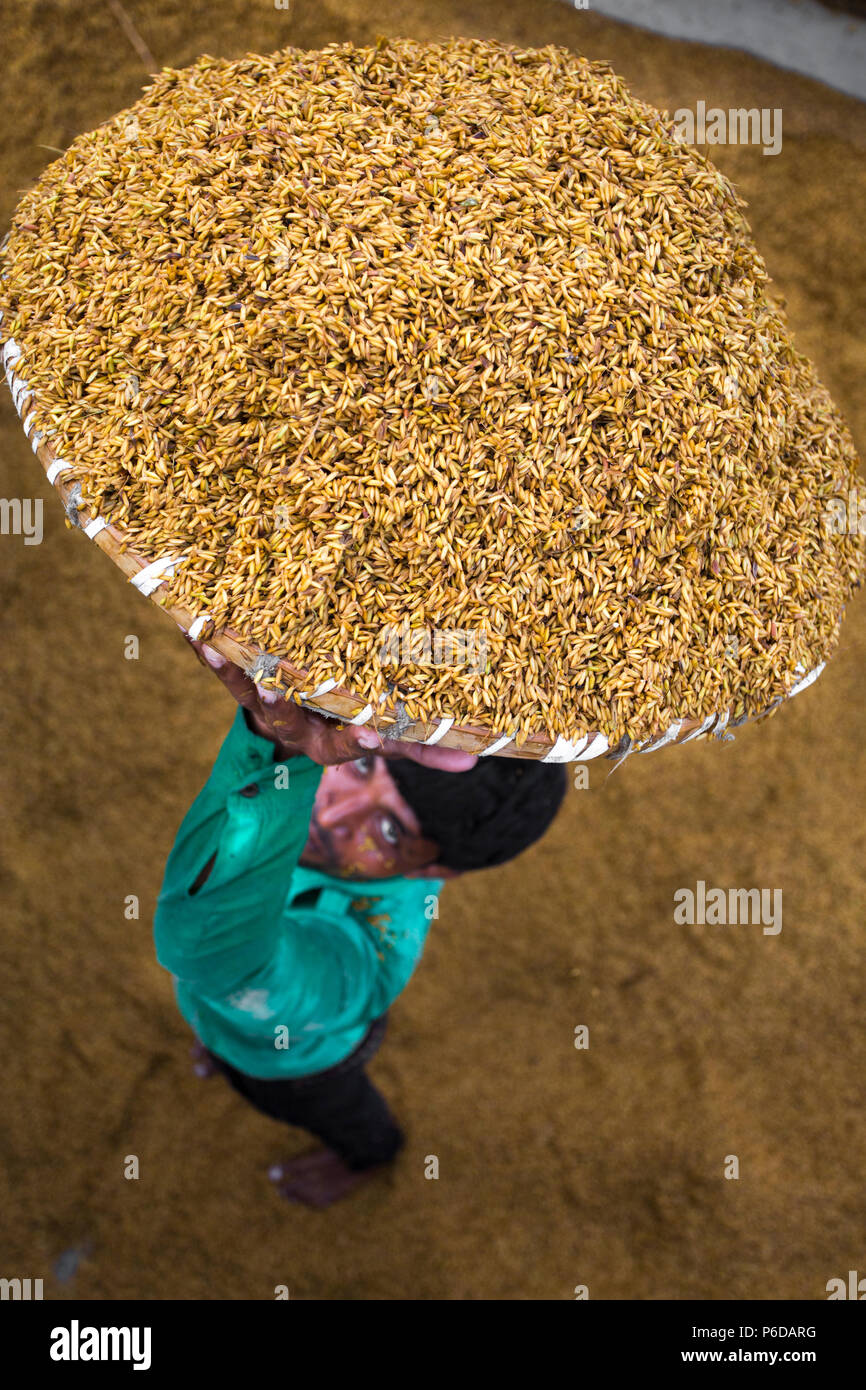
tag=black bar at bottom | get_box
[1,1297,861,1374]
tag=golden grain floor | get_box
[0,0,864,1300]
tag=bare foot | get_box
[190,1040,217,1079]
[268,1148,390,1208]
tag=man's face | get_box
[299,753,450,881]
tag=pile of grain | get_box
[1,36,863,745]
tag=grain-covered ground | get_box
[0,0,864,1300]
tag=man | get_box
[153,638,567,1207]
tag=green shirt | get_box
[153,706,443,1078]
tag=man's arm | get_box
[153,705,323,999]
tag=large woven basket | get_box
[2,323,826,763]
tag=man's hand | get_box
[180,632,478,773]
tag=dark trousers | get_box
[204,1013,405,1171]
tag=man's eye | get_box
[353,754,374,775]
[379,815,400,846]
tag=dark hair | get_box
[385,753,568,872]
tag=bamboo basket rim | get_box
[1,325,824,762]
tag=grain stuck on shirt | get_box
[1,36,863,746]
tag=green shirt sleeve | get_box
[153,706,323,1001]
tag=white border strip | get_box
[130,554,184,596]
[677,714,717,745]
[12,379,29,413]
[479,733,516,756]
[581,733,610,760]
[788,662,825,698]
[638,719,684,753]
[348,704,374,726]
[424,717,454,746]
[542,732,608,763]
[188,615,212,640]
